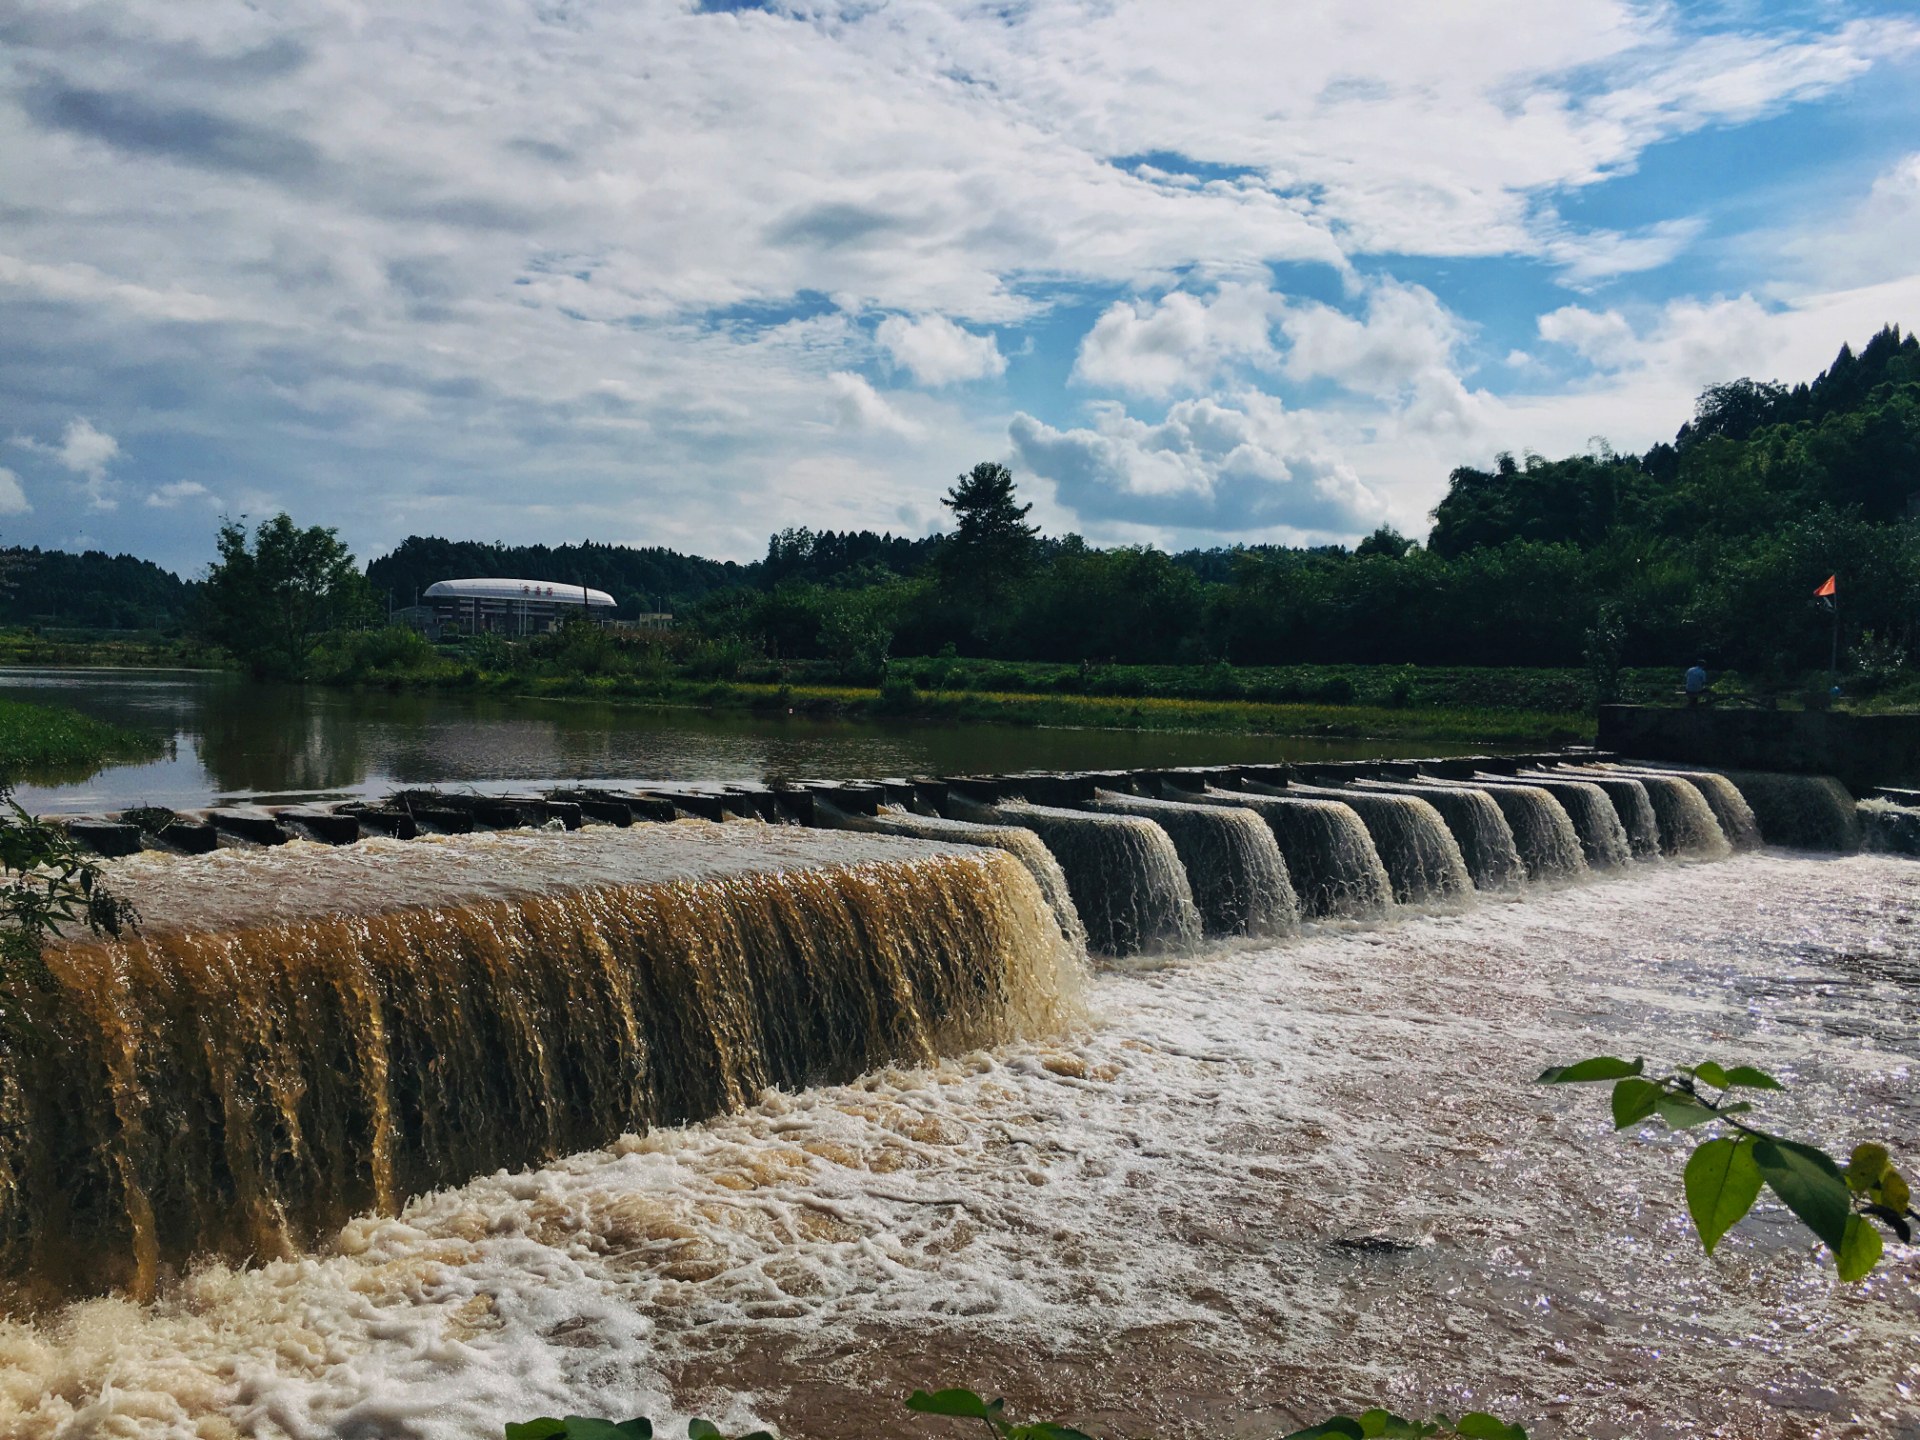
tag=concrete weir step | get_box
[47,748,1650,857]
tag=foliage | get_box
[0,699,164,780]
[0,788,137,996]
[200,514,379,679]
[0,546,196,631]
[938,462,1039,598]
[1284,1411,1524,1439]
[1539,1056,1914,1280]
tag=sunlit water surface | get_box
[2,852,1914,1439]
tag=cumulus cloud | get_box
[0,3,1913,565]
[828,372,924,440]
[1009,392,1383,537]
[0,470,31,518]
[10,418,121,511]
[145,480,218,509]
[1072,282,1282,397]
[1537,295,1776,386]
[876,314,1006,386]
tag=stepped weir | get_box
[22,748,1917,1302]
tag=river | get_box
[1,847,1913,1437]
[0,668,1494,813]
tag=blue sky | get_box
[2,1,1919,575]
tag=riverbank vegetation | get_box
[0,699,166,780]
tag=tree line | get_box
[22,324,1918,692]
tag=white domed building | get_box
[419,577,617,636]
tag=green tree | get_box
[201,514,377,679]
[939,463,1039,595]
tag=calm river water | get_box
[1,668,1494,813]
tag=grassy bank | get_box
[0,699,167,781]
[0,628,219,670]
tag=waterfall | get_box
[1859,798,1920,855]
[1354,780,1524,892]
[1563,771,1662,858]
[812,801,1088,952]
[1451,781,1586,882]
[1589,767,1729,858]
[1082,790,1298,938]
[950,797,1203,958]
[1508,773,1633,870]
[1611,766,1762,851]
[2,826,1082,1301]
[1717,770,1862,852]
[1267,783,1473,905]
[1180,787,1394,920]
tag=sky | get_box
[3,1,1920,577]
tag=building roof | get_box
[424,577,616,607]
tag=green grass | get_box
[0,628,219,670]
[0,699,167,782]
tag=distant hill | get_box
[1430,324,1920,557]
[0,547,197,631]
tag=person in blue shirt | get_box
[1685,661,1707,706]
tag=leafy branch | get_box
[1538,1055,1914,1280]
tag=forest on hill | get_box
[681,326,1920,690]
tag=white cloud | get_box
[145,480,218,509]
[827,372,924,441]
[1009,391,1383,538]
[9,418,121,511]
[1073,282,1281,398]
[0,469,30,518]
[1780,151,1920,291]
[876,314,1006,386]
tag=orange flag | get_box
[1814,575,1837,597]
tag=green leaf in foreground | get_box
[1690,1061,1730,1090]
[908,1389,1003,1422]
[1283,1422,1365,1440]
[1609,1077,1664,1129]
[504,1423,569,1440]
[1836,1214,1884,1282]
[1653,1095,1721,1130]
[1683,1136,1763,1253]
[1721,1065,1784,1091]
[1537,1056,1642,1084]
[1451,1415,1528,1440]
[1752,1139,1852,1253]
[1845,1143,1892,1193]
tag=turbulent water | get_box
[1277,783,1474,906]
[4,853,1915,1439]
[950,798,1203,958]
[1719,769,1864,852]
[810,803,1088,952]
[1451,780,1587,883]
[1611,765,1763,852]
[1593,768,1730,859]
[1354,781,1523,892]
[1082,791,1297,938]
[3,827,1084,1301]
[1568,771,1662,859]
[1181,787,1393,920]
[1509,773,1633,871]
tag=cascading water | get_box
[811,801,1088,951]
[948,797,1203,958]
[1611,766,1762,851]
[1507,773,1633,870]
[1353,780,1524,892]
[1179,787,1394,920]
[1564,771,1662,858]
[1261,782,1473,905]
[1584,767,1729,858]
[1859,797,1920,855]
[1080,790,1298,938]
[1717,770,1862,852]
[1441,778,1587,882]
[1,825,1083,1302]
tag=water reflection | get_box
[0,667,1501,812]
